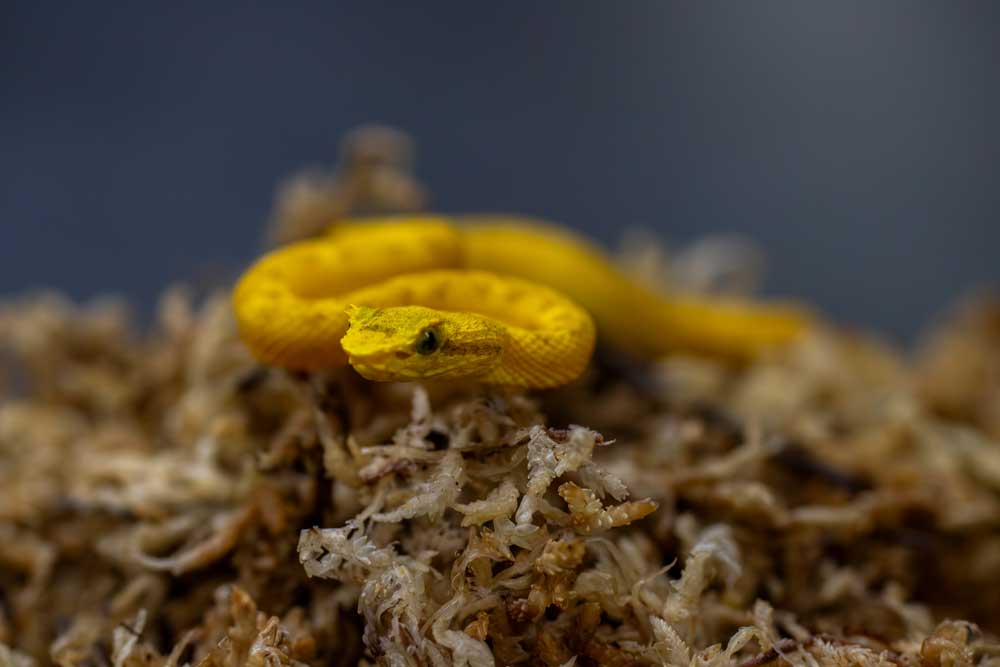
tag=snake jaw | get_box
[345,353,416,382]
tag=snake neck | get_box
[482,324,594,389]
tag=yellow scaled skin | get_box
[232,218,595,388]
[458,216,811,360]
[232,215,813,388]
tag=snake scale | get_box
[232,215,812,388]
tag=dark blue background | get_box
[3,2,998,341]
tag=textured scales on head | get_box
[341,304,506,382]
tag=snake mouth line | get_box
[348,361,456,382]
[341,349,412,364]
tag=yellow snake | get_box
[232,215,812,388]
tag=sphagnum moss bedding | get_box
[1,128,999,667]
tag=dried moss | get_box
[2,130,1000,667]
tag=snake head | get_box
[342,304,505,382]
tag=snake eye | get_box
[415,327,441,355]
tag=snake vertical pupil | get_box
[416,328,440,355]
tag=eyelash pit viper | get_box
[232,215,812,388]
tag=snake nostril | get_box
[394,351,411,360]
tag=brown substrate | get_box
[1,128,999,666]
[1,288,1000,667]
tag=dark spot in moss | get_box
[426,429,449,449]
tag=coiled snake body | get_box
[233,216,810,388]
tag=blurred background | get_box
[2,1,998,343]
